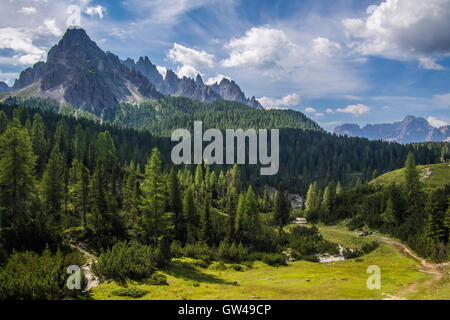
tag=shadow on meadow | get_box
[163,260,236,286]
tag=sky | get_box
[0,0,449,131]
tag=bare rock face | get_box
[0,81,10,93]
[12,27,162,115]
[123,56,263,108]
[334,115,449,143]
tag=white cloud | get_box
[86,5,105,19]
[304,107,316,113]
[176,65,201,79]
[19,7,37,15]
[432,93,450,108]
[337,104,371,117]
[222,26,293,68]
[427,116,448,128]
[156,66,167,78]
[419,57,445,70]
[312,37,340,57]
[0,70,19,86]
[257,93,301,110]
[314,113,324,117]
[44,19,62,37]
[205,74,231,85]
[168,43,215,70]
[343,0,450,63]
[326,108,335,114]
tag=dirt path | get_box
[374,234,446,300]
[69,242,100,292]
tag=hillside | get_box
[370,163,450,191]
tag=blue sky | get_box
[1,0,449,131]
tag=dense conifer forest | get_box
[0,99,448,299]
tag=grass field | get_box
[370,163,450,191]
[90,224,449,300]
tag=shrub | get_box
[144,273,168,286]
[231,264,243,271]
[261,253,287,266]
[112,287,149,298]
[0,248,85,300]
[92,241,159,281]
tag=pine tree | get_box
[70,159,90,227]
[0,110,8,135]
[273,183,290,230]
[90,160,113,246]
[321,181,336,223]
[234,193,247,242]
[372,169,379,180]
[137,148,173,245]
[198,196,212,245]
[0,120,37,232]
[231,164,242,193]
[168,168,183,242]
[245,185,260,240]
[444,198,450,243]
[40,147,65,222]
[31,113,48,174]
[336,181,343,196]
[305,182,320,213]
[404,152,422,209]
[381,196,397,226]
[209,171,217,199]
[183,187,197,244]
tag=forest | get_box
[0,99,448,299]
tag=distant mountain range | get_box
[0,27,262,115]
[334,116,450,144]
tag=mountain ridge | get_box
[121,57,263,109]
[334,115,450,144]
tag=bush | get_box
[217,241,248,263]
[92,241,160,281]
[144,273,168,286]
[261,253,287,267]
[112,287,149,298]
[231,264,243,271]
[0,248,85,300]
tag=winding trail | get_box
[69,242,100,292]
[374,234,447,300]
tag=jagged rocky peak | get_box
[195,74,205,88]
[334,116,449,144]
[0,81,10,93]
[10,27,162,114]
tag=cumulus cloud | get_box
[337,104,371,117]
[257,93,301,110]
[427,116,448,128]
[343,0,450,63]
[419,57,445,70]
[312,37,340,57]
[86,5,105,19]
[304,107,316,113]
[0,27,45,65]
[326,108,335,114]
[156,66,167,78]
[175,65,201,79]
[19,7,37,15]
[205,74,231,85]
[168,43,215,71]
[44,19,62,37]
[221,26,293,68]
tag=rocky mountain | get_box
[122,57,263,108]
[334,116,450,144]
[0,81,10,93]
[10,27,162,115]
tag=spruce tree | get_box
[137,148,173,245]
[183,187,197,244]
[31,113,48,174]
[0,110,8,135]
[273,183,290,230]
[168,168,183,241]
[198,196,212,245]
[40,147,65,222]
[0,120,37,232]
[70,159,90,227]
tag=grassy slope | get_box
[90,225,449,300]
[370,163,450,191]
